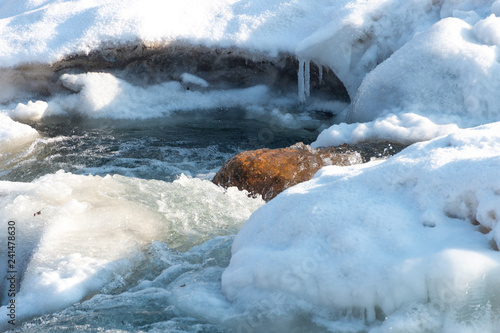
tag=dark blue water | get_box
[1,112,321,183]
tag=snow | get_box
[310,1,500,146]
[346,17,500,126]
[313,113,460,148]
[6,72,339,128]
[11,100,47,121]
[1,0,500,330]
[0,0,346,67]
[296,0,443,97]
[0,0,498,145]
[46,72,273,118]
[223,123,500,329]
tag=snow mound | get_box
[310,2,500,146]
[222,122,500,330]
[347,17,500,126]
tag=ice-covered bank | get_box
[0,171,264,328]
[1,0,500,331]
[223,123,500,332]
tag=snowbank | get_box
[222,122,500,330]
[6,72,333,127]
[309,1,500,146]
[47,72,272,119]
[0,0,347,67]
[347,17,500,126]
[313,113,460,148]
[5,72,344,130]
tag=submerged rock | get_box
[213,142,406,201]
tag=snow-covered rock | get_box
[222,122,500,329]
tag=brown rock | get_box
[213,142,407,201]
[212,142,363,201]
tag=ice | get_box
[0,172,263,329]
[297,59,305,102]
[222,123,500,330]
[48,72,273,119]
[297,59,311,102]
[180,73,209,88]
[0,112,39,149]
[10,236,281,332]
[304,60,311,99]
[10,101,48,121]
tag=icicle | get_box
[318,65,323,85]
[304,60,310,97]
[298,59,305,102]
[297,58,311,102]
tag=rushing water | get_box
[0,110,326,333]
[1,112,320,182]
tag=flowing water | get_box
[2,107,499,333]
[1,112,320,182]
[0,109,325,332]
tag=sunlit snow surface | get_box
[1,0,500,332]
[223,122,500,332]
